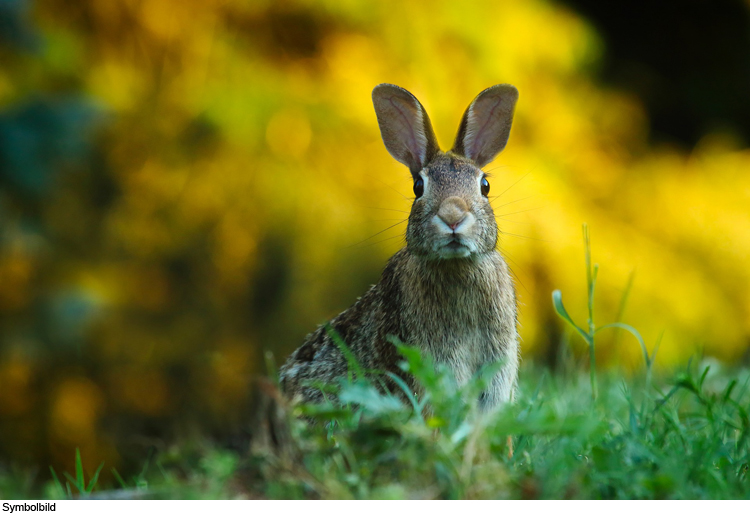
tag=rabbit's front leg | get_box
[477,364,516,412]
[478,367,517,458]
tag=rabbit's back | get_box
[279,253,410,402]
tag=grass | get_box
[3,356,749,499]
[1,227,749,499]
[48,448,104,498]
[254,349,750,499]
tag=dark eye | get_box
[413,176,424,198]
[480,177,490,197]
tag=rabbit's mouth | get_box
[436,236,473,259]
[445,239,465,250]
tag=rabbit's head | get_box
[372,84,518,260]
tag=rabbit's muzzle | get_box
[429,196,479,259]
[436,196,470,229]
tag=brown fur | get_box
[280,84,520,411]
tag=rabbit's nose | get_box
[437,197,469,230]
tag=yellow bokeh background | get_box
[0,0,748,474]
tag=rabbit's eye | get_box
[480,177,490,197]
[413,177,424,198]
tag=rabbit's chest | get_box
[404,288,506,385]
[433,329,490,387]
[397,251,517,386]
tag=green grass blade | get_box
[85,462,105,493]
[326,324,365,379]
[63,472,81,493]
[651,331,664,365]
[611,270,636,356]
[49,466,65,498]
[596,322,650,367]
[385,371,422,415]
[699,366,710,391]
[551,290,591,344]
[111,468,127,489]
[628,397,639,434]
[583,224,594,329]
[723,379,738,403]
[75,448,85,491]
[615,270,636,323]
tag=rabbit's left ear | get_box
[372,84,440,174]
[452,85,518,168]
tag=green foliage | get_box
[47,448,104,498]
[3,351,748,499]
[553,224,660,401]
[263,343,750,499]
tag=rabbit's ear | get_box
[372,84,440,174]
[452,84,518,168]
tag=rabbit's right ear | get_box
[452,84,518,168]
[372,84,440,174]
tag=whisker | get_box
[496,206,544,217]
[365,206,410,214]
[375,177,411,202]
[497,217,531,225]
[491,195,532,207]
[345,219,408,249]
[492,172,530,202]
[483,163,510,173]
[501,231,546,242]
[499,248,530,295]
[508,267,530,296]
[350,233,406,251]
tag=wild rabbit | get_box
[279,84,520,412]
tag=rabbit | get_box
[279,83,520,412]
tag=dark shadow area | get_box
[559,0,750,147]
